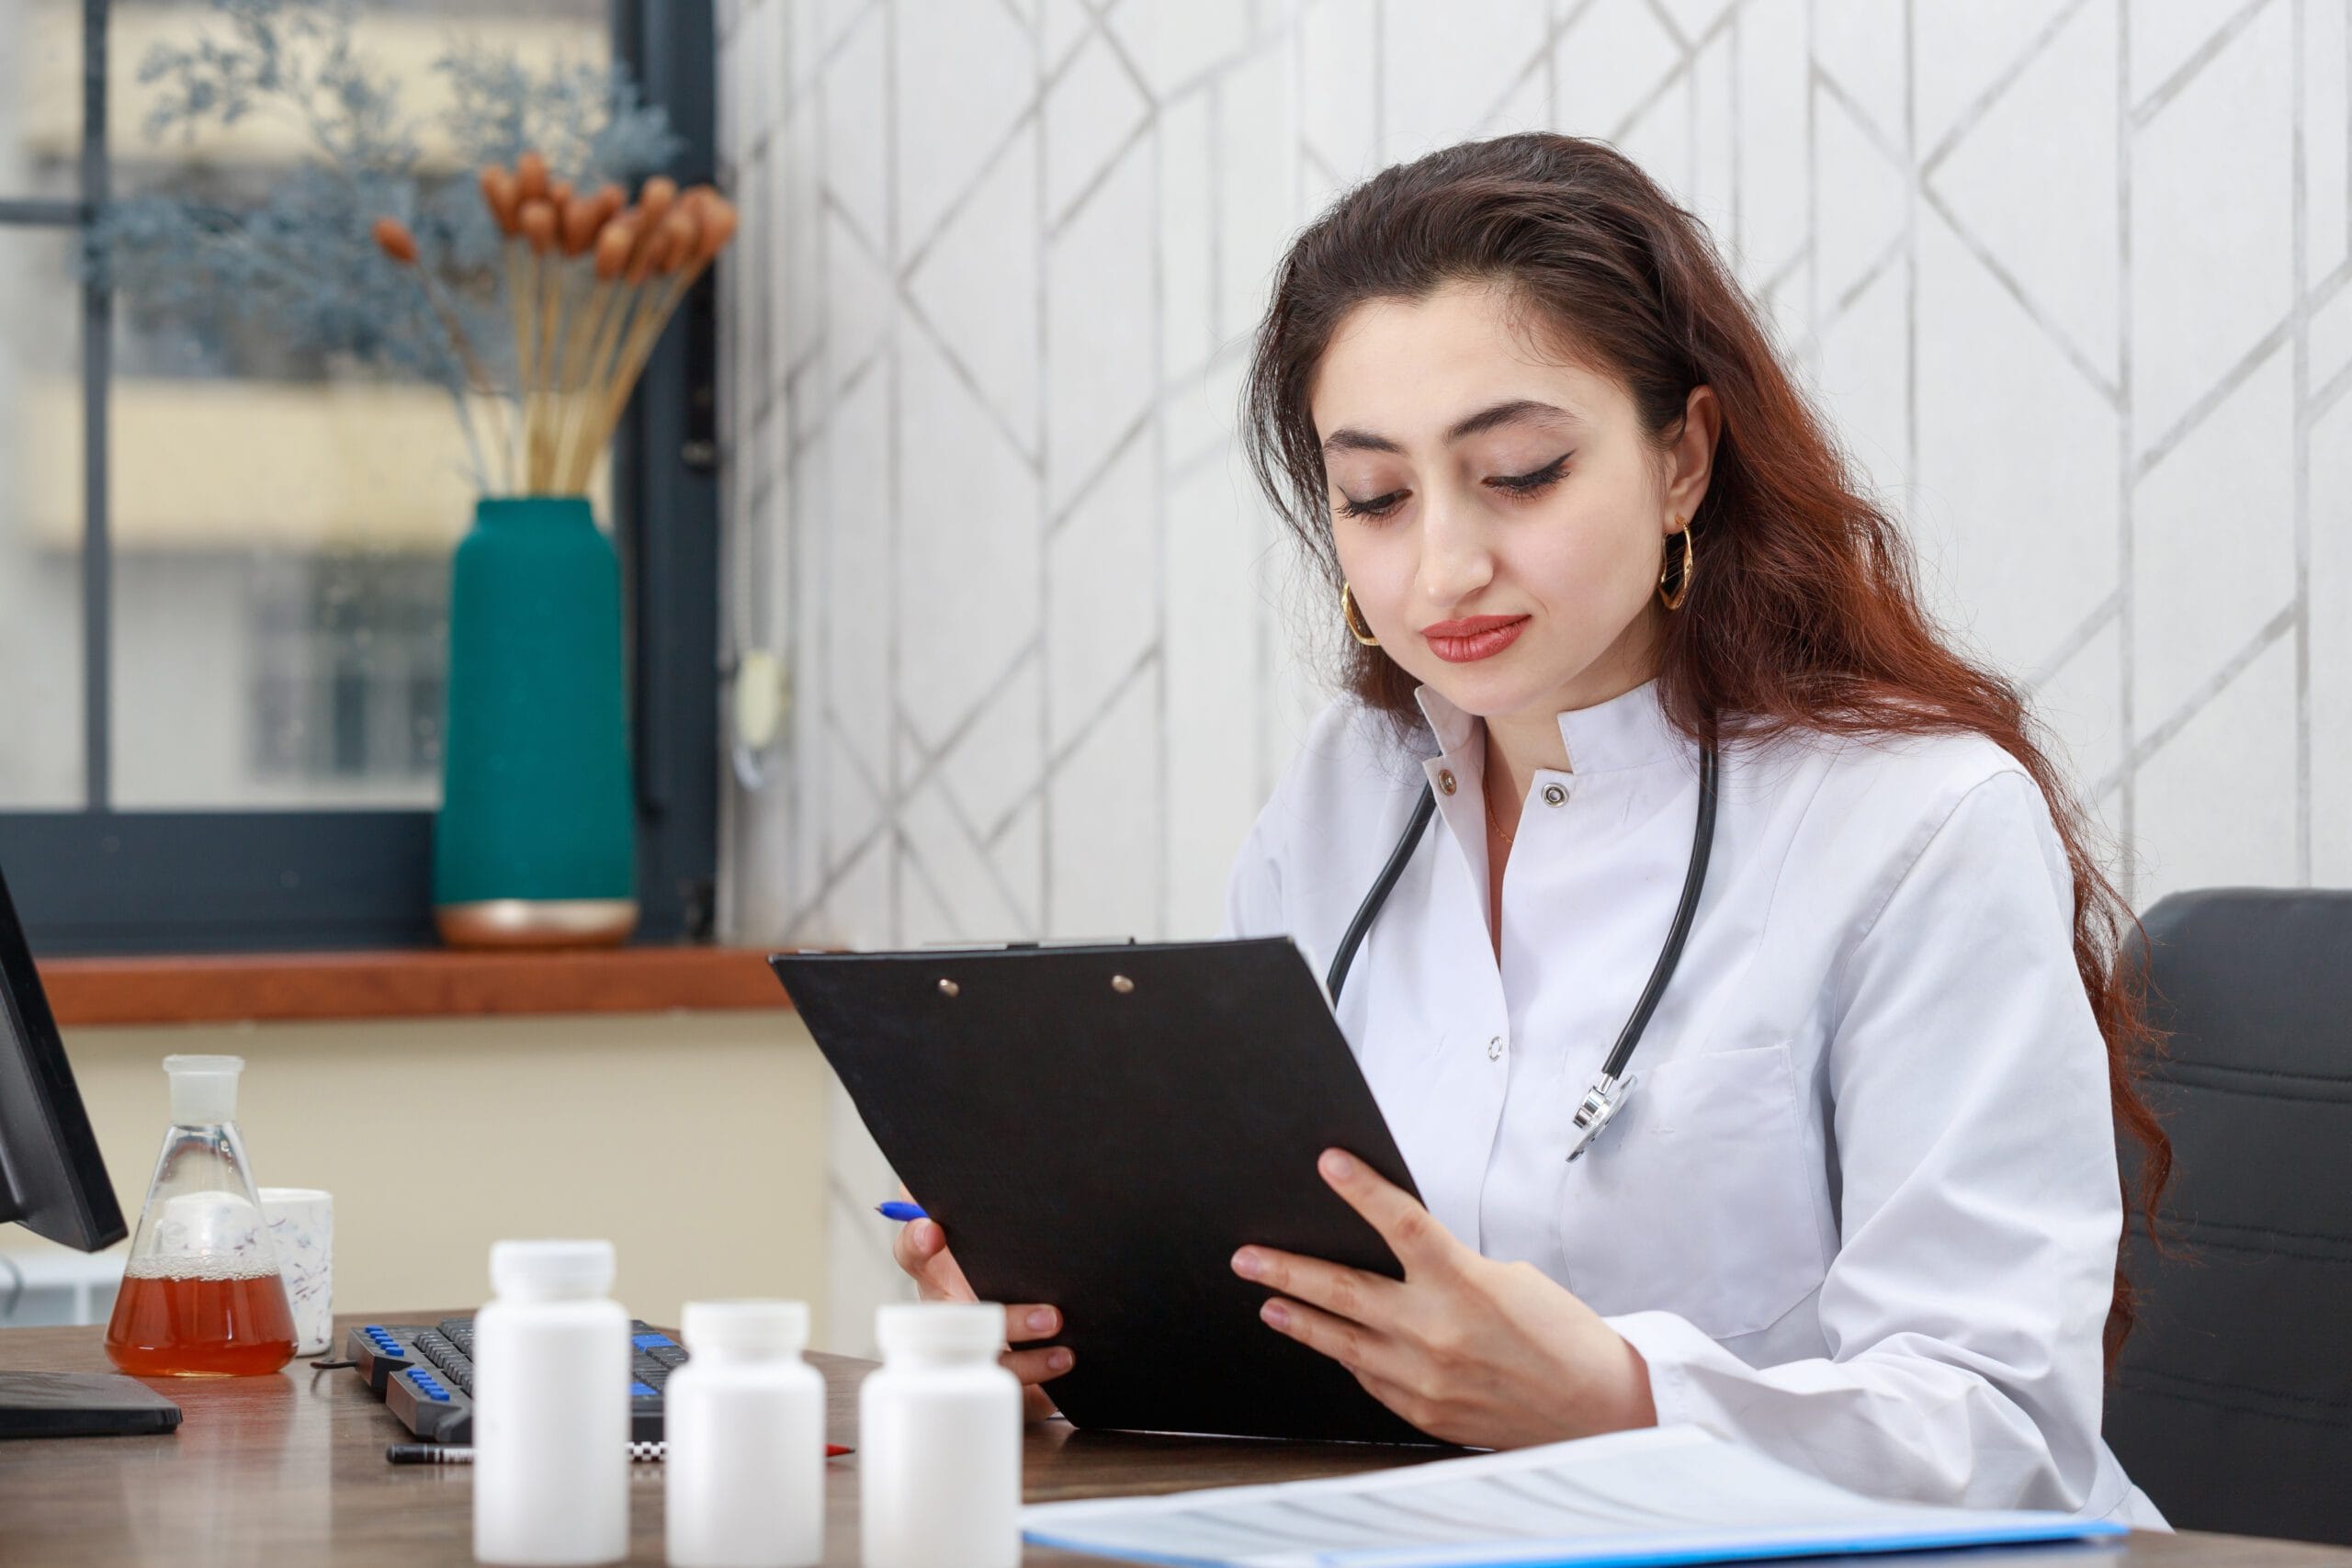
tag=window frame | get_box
[0,0,720,956]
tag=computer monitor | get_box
[0,860,179,1436]
[0,863,124,1252]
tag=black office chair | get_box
[2103,887,2352,1544]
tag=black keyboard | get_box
[345,1315,687,1444]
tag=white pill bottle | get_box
[471,1238,630,1566]
[858,1302,1023,1568]
[664,1299,826,1568]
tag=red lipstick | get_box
[1421,615,1529,663]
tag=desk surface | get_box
[3,1314,2346,1567]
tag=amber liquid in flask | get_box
[106,1269,300,1377]
[105,1055,298,1378]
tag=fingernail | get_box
[1047,1348,1073,1373]
[1320,1149,1356,1180]
[1261,1300,1290,1330]
[1027,1307,1056,1333]
[1231,1248,1261,1280]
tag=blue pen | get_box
[876,1201,928,1223]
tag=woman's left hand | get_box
[1232,1148,1659,1450]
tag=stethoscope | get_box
[1323,738,1719,1162]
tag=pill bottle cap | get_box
[163,1055,244,1125]
[875,1301,1006,1360]
[682,1299,809,1356]
[490,1238,616,1302]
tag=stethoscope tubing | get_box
[1596,739,1716,1082]
[1324,782,1439,1003]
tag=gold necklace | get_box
[1484,783,1517,846]
[1480,727,1518,845]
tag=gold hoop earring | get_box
[1658,518,1696,611]
[1340,581,1380,646]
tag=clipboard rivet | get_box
[1110,974,1134,993]
[937,978,960,997]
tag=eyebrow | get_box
[1320,399,1584,456]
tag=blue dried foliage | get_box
[87,0,684,398]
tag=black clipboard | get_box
[768,936,1438,1446]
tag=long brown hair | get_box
[1241,131,2169,1366]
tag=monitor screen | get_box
[0,863,124,1252]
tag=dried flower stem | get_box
[566,192,734,492]
[374,215,502,491]
[532,256,567,490]
[563,282,652,492]
[553,276,617,490]
[421,278,503,492]
[504,239,536,491]
[574,270,691,492]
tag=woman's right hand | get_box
[891,1200,1070,1421]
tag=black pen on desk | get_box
[387,1441,668,1466]
[387,1441,854,1465]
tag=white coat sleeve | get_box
[1601,768,2129,1515]
[1216,807,1284,941]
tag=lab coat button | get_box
[1437,769,1457,795]
[1486,1035,1504,1060]
[1542,783,1566,807]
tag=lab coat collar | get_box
[1410,675,1687,773]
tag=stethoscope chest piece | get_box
[1564,1071,1639,1162]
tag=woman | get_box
[894,132,2170,1525]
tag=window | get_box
[248,558,447,794]
[0,0,718,953]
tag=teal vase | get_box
[433,497,638,947]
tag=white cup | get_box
[259,1188,334,1356]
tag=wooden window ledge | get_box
[36,947,804,1028]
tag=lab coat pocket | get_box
[1556,1041,1828,1339]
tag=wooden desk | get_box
[3,1314,2346,1567]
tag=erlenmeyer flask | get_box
[104,1055,299,1377]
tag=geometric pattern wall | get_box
[714,0,2352,1346]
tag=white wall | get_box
[714,0,2352,1345]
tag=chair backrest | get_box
[2103,887,2352,1544]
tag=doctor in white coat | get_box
[894,132,2170,1528]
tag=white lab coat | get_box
[1216,675,2166,1528]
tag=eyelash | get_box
[1337,453,1573,521]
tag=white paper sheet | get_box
[1018,1424,2128,1568]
